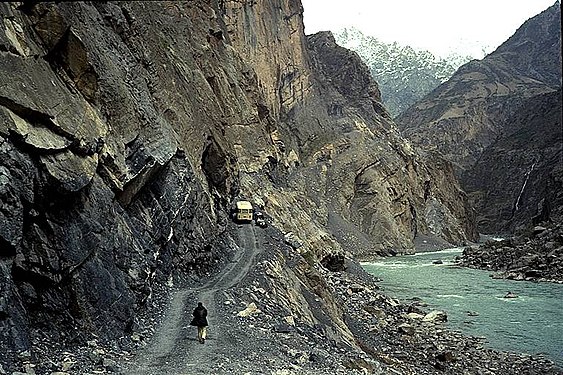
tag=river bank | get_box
[459,221,563,283]
[362,249,563,368]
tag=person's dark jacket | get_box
[190,304,208,327]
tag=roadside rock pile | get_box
[459,222,563,283]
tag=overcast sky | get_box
[301,0,557,58]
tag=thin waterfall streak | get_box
[515,160,537,212]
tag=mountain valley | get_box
[0,1,561,374]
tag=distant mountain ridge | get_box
[334,27,472,116]
[396,2,562,233]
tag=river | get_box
[361,248,563,366]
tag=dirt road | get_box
[122,224,261,374]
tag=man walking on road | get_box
[190,302,208,343]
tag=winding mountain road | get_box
[123,224,261,374]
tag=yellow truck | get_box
[234,200,253,222]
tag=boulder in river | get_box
[422,310,448,323]
[504,291,518,299]
[407,312,425,320]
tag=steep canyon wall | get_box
[0,0,476,366]
[396,3,562,233]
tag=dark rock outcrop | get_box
[396,2,562,233]
[0,1,240,368]
[464,89,563,233]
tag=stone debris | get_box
[2,222,561,375]
[283,232,304,250]
[406,312,424,320]
[397,323,415,335]
[237,302,262,317]
[459,222,563,283]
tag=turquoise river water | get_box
[362,249,563,366]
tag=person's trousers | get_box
[197,326,207,342]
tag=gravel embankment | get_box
[459,222,563,283]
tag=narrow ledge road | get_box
[122,224,261,375]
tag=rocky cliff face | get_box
[396,2,562,233]
[206,2,479,255]
[0,1,239,366]
[281,31,477,256]
[0,1,476,369]
[464,89,563,233]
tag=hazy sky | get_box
[301,0,557,58]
